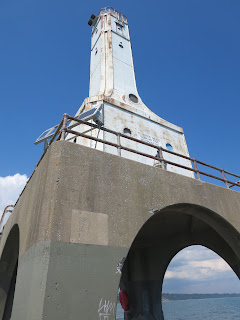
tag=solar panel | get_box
[34,104,103,147]
[34,124,59,145]
[78,106,102,120]
[78,107,97,120]
[77,104,103,126]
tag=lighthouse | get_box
[69,7,194,177]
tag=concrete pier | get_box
[0,141,240,319]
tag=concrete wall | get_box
[0,141,240,319]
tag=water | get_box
[116,297,240,319]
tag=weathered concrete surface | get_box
[10,241,50,319]
[0,141,240,319]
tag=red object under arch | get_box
[119,290,129,311]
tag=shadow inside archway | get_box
[0,224,19,320]
[118,204,240,320]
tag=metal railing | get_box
[99,7,128,22]
[59,113,240,189]
[0,205,14,233]
[11,112,240,213]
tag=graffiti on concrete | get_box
[116,257,126,274]
[98,298,116,320]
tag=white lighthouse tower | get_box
[71,7,193,177]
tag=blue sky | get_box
[1,0,240,293]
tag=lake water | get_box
[116,297,240,319]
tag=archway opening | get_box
[117,204,240,320]
[162,245,240,319]
[0,224,19,319]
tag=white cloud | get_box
[0,174,28,227]
[190,258,231,271]
[164,246,233,281]
[163,245,240,293]
[171,246,218,263]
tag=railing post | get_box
[117,133,121,156]
[159,147,167,170]
[221,169,229,189]
[61,113,68,141]
[193,159,201,180]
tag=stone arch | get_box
[119,203,240,320]
[0,224,20,319]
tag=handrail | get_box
[0,205,14,232]
[65,128,239,188]
[61,114,240,189]
[13,111,240,214]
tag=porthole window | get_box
[119,42,123,48]
[129,94,138,103]
[123,128,131,135]
[95,47,98,55]
[166,143,173,151]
